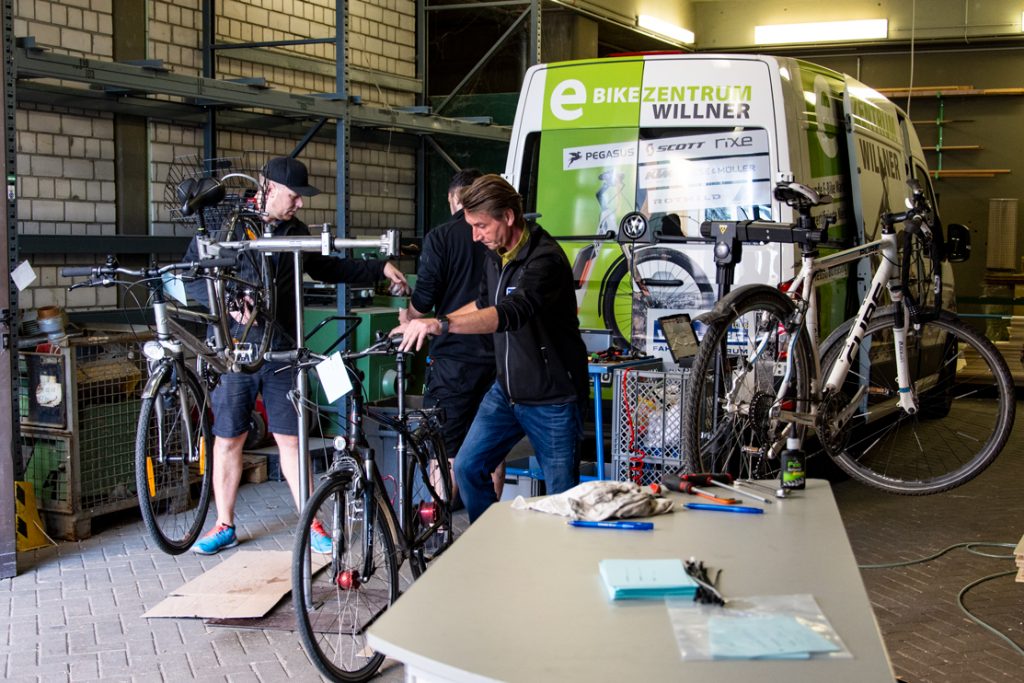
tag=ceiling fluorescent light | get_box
[637,14,695,45]
[755,19,888,45]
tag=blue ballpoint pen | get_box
[684,503,764,515]
[568,520,654,530]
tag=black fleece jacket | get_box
[476,222,588,405]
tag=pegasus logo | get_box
[568,151,582,166]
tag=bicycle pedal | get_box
[233,343,255,364]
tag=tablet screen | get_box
[659,313,700,363]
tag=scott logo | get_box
[550,79,586,121]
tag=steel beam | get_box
[14,47,509,142]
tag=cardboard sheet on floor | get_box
[144,550,327,619]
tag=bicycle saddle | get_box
[177,176,226,216]
[773,181,831,210]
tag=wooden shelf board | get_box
[930,169,1011,178]
[911,119,974,125]
[879,86,1024,98]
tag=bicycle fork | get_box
[822,232,919,427]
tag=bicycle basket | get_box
[164,153,267,231]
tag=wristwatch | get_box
[436,316,450,336]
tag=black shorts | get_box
[423,359,496,459]
[210,362,298,437]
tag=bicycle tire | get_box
[217,212,277,373]
[681,285,813,480]
[293,473,399,682]
[600,246,715,351]
[407,424,454,578]
[135,362,213,554]
[818,307,1015,494]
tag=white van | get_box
[503,53,947,359]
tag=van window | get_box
[519,126,773,238]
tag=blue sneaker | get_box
[192,523,239,555]
[310,519,333,555]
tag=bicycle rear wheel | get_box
[818,308,1015,494]
[293,473,399,682]
[135,363,213,554]
[682,286,813,480]
[406,425,454,577]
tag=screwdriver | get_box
[705,478,774,505]
[661,473,739,505]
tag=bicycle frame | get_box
[762,224,919,446]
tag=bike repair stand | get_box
[706,221,743,303]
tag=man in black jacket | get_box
[401,168,503,500]
[189,156,409,554]
[397,174,588,522]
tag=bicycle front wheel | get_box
[682,287,813,480]
[819,308,1015,494]
[135,363,213,554]
[293,474,399,682]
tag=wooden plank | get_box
[878,85,974,93]
[930,169,1011,178]
[911,119,974,125]
[880,86,1024,98]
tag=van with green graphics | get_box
[503,53,945,359]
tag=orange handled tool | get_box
[661,473,739,505]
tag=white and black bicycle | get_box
[682,179,1014,494]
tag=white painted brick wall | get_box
[17,0,420,311]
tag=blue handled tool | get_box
[568,520,654,530]
[684,503,764,515]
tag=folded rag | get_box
[510,480,674,521]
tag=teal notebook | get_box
[598,559,698,601]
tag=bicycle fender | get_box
[709,283,793,319]
[140,363,176,400]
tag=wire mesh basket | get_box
[611,368,690,487]
[18,333,150,539]
[164,152,267,231]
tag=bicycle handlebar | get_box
[61,253,241,285]
[263,333,408,367]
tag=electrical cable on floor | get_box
[859,541,1023,657]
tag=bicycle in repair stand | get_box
[682,179,1014,494]
[62,173,400,555]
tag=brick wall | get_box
[13,0,114,59]
[16,0,420,314]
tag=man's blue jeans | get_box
[454,382,583,523]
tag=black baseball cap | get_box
[262,156,321,196]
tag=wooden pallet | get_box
[242,454,268,484]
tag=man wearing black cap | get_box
[190,155,409,555]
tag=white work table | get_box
[367,479,894,682]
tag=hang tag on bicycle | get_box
[161,273,188,305]
[317,352,352,402]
